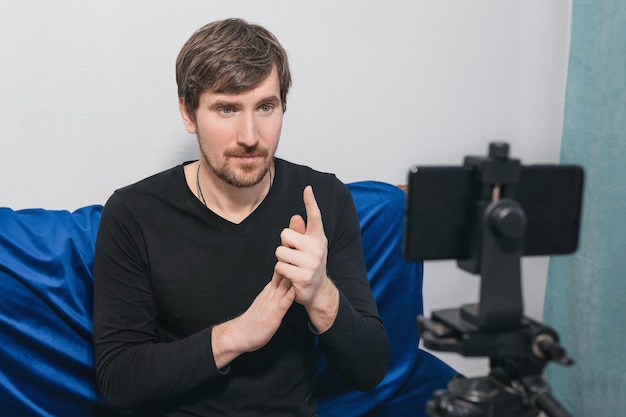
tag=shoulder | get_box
[275,158,348,197]
[107,165,184,205]
[102,164,189,224]
[115,165,182,196]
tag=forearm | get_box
[317,292,390,391]
[95,328,218,409]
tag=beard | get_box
[204,144,274,188]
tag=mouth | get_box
[229,154,265,165]
[226,149,269,165]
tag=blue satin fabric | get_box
[315,181,455,417]
[0,182,454,416]
[0,206,117,417]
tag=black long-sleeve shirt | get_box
[93,158,389,416]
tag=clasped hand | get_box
[213,186,337,366]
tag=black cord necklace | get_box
[196,162,207,206]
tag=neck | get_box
[188,160,274,224]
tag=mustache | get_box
[224,146,269,158]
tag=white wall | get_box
[0,1,572,377]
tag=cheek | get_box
[260,117,283,142]
[197,121,233,144]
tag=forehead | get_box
[200,67,281,105]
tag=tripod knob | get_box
[533,333,574,366]
[489,200,527,239]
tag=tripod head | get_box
[404,143,584,417]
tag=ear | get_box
[179,97,197,134]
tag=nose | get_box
[236,113,259,148]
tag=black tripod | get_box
[417,143,575,417]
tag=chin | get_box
[226,169,268,188]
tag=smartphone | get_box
[403,164,584,261]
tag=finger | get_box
[270,271,283,288]
[272,268,296,304]
[275,245,309,272]
[280,285,296,308]
[280,227,304,250]
[303,186,325,237]
[274,260,303,285]
[288,214,306,235]
[270,270,293,289]
[276,273,293,293]
[270,272,295,304]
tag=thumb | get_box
[289,214,306,235]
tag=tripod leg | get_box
[534,391,572,417]
[521,376,573,417]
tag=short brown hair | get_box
[176,18,292,118]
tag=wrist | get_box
[212,317,246,370]
[306,277,339,334]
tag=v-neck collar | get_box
[181,159,280,228]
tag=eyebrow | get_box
[208,95,281,109]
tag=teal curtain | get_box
[543,1,626,416]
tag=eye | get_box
[218,106,235,115]
[259,104,274,113]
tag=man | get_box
[93,18,389,416]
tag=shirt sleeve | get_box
[92,192,223,409]
[315,182,391,391]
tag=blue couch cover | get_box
[0,181,454,416]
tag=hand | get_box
[275,186,339,332]
[212,272,295,368]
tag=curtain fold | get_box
[544,1,626,415]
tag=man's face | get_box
[181,67,283,188]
